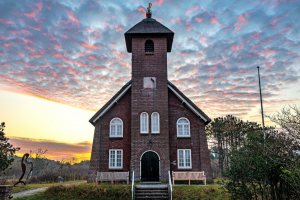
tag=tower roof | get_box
[124,18,174,52]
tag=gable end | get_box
[168,81,211,125]
[89,81,131,125]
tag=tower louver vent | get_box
[145,40,154,52]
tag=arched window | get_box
[145,40,154,52]
[110,118,123,137]
[177,117,190,137]
[151,112,160,133]
[140,112,149,133]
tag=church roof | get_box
[89,80,211,126]
[124,18,174,52]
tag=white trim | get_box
[93,84,131,123]
[177,149,192,169]
[109,149,123,169]
[168,85,207,122]
[177,117,190,137]
[140,112,149,134]
[110,118,123,138]
[151,112,160,134]
[140,150,161,180]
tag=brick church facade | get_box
[88,10,213,183]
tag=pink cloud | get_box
[186,21,193,31]
[89,56,97,60]
[138,7,146,16]
[28,25,41,31]
[153,0,163,7]
[0,35,9,39]
[250,33,262,39]
[260,48,276,56]
[24,1,43,19]
[81,42,101,50]
[281,27,291,32]
[9,30,32,36]
[270,14,288,26]
[59,20,71,24]
[67,10,80,27]
[195,17,203,22]
[0,19,16,24]
[234,14,248,30]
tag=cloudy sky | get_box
[1,0,299,160]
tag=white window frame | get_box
[177,149,192,169]
[140,112,149,134]
[110,118,123,138]
[177,117,190,137]
[151,112,160,134]
[109,149,123,169]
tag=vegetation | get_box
[3,148,88,184]
[11,180,82,194]
[13,181,229,200]
[206,115,261,176]
[14,183,131,200]
[214,105,300,199]
[0,122,20,182]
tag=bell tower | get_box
[124,6,174,181]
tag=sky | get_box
[1,0,300,161]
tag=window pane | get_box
[117,151,122,167]
[178,125,183,135]
[152,113,159,132]
[117,125,122,135]
[184,125,189,135]
[179,150,184,167]
[185,150,191,167]
[178,118,188,124]
[141,113,148,132]
[111,126,115,136]
[110,151,115,167]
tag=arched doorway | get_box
[141,151,159,181]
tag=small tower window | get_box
[145,40,154,53]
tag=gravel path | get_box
[12,181,86,198]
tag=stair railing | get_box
[131,171,135,200]
[168,171,173,200]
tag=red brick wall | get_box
[130,35,170,181]
[168,89,213,182]
[88,90,131,182]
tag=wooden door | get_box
[141,151,159,181]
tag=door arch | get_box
[140,151,160,181]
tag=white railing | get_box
[168,171,173,200]
[131,171,135,200]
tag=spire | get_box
[146,3,152,18]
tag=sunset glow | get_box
[1,0,300,161]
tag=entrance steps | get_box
[135,185,169,200]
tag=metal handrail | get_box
[168,171,173,200]
[131,171,135,200]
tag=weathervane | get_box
[147,3,152,12]
[146,3,152,18]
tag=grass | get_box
[11,180,85,194]
[13,179,230,200]
[172,178,229,200]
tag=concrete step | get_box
[136,190,168,193]
[136,197,169,199]
[135,185,169,200]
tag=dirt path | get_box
[12,181,86,198]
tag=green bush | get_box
[43,184,131,200]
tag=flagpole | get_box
[257,66,265,140]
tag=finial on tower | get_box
[146,3,152,18]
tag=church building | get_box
[88,8,213,183]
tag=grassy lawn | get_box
[172,179,229,200]
[11,180,85,194]
[12,178,230,200]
